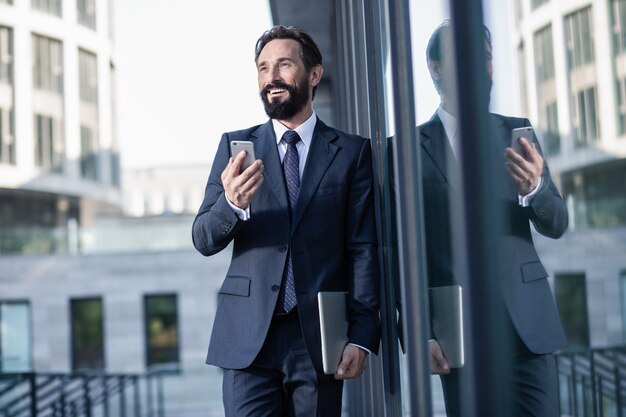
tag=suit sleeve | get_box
[523,119,569,239]
[192,133,243,256]
[345,139,381,353]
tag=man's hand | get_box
[505,137,543,196]
[334,345,368,380]
[429,340,450,375]
[222,151,264,209]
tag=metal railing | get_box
[557,346,626,417]
[0,369,172,417]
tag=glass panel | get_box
[555,274,590,351]
[71,297,104,370]
[144,294,179,367]
[0,302,32,372]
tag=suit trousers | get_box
[222,310,343,417]
[441,351,559,417]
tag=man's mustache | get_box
[261,81,294,96]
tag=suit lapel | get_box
[251,121,289,209]
[291,119,339,233]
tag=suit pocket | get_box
[219,276,251,296]
[520,261,548,283]
[315,185,343,197]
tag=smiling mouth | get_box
[269,88,287,96]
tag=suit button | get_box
[271,285,280,292]
[279,246,287,253]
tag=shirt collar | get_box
[437,105,457,141]
[272,112,317,149]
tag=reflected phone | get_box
[229,140,256,172]
[511,126,534,155]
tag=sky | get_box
[115,0,272,169]
[115,1,514,169]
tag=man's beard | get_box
[260,78,310,120]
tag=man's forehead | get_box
[258,39,301,60]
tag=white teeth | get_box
[270,88,286,94]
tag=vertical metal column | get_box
[29,372,38,417]
[448,0,512,415]
[364,0,403,416]
[387,0,432,415]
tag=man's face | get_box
[257,39,311,120]
[430,37,494,102]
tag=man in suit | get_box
[192,25,380,417]
[421,21,568,416]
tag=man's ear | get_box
[309,65,323,87]
[428,60,441,82]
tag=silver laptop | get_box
[318,291,349,374]
[429,285,465,368]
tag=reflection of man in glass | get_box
[422,21,568,417]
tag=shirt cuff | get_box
[226,195,251,221]
[349,343,371,355]
[518,177,543,207]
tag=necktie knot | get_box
[283,130,301,145]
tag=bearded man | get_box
[192,25,380,417]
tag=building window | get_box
[611,0,626,54]
[71,297,104,371]
[31,0,61,16]
[565,7,595,69]
[79,49,98,104]
[617,77,626,135]
[571,86,600,147]
[533,25,560,156]
[0,301,32,372]
[77,0,96,29]
[562,160,626,228]
[541,101,560,155]
[0,26,12,84]
[78,49,99,181]
[555,273,589,351]
[32,34,63,94]
[620,272,626,342]
[34,114,63,171]
[534,25,555,84]
[144,294,179,367]
[0,109,15,166]
[531,0,549,10]
[80,125,98,180]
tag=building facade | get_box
[0,0,120,256]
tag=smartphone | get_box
[511,126,534,155]
[229,140,256,172]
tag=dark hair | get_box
[426,19,492,63]
[255,25,323,70]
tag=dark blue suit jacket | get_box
[192,118,380,374]
[419,113,567,354]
